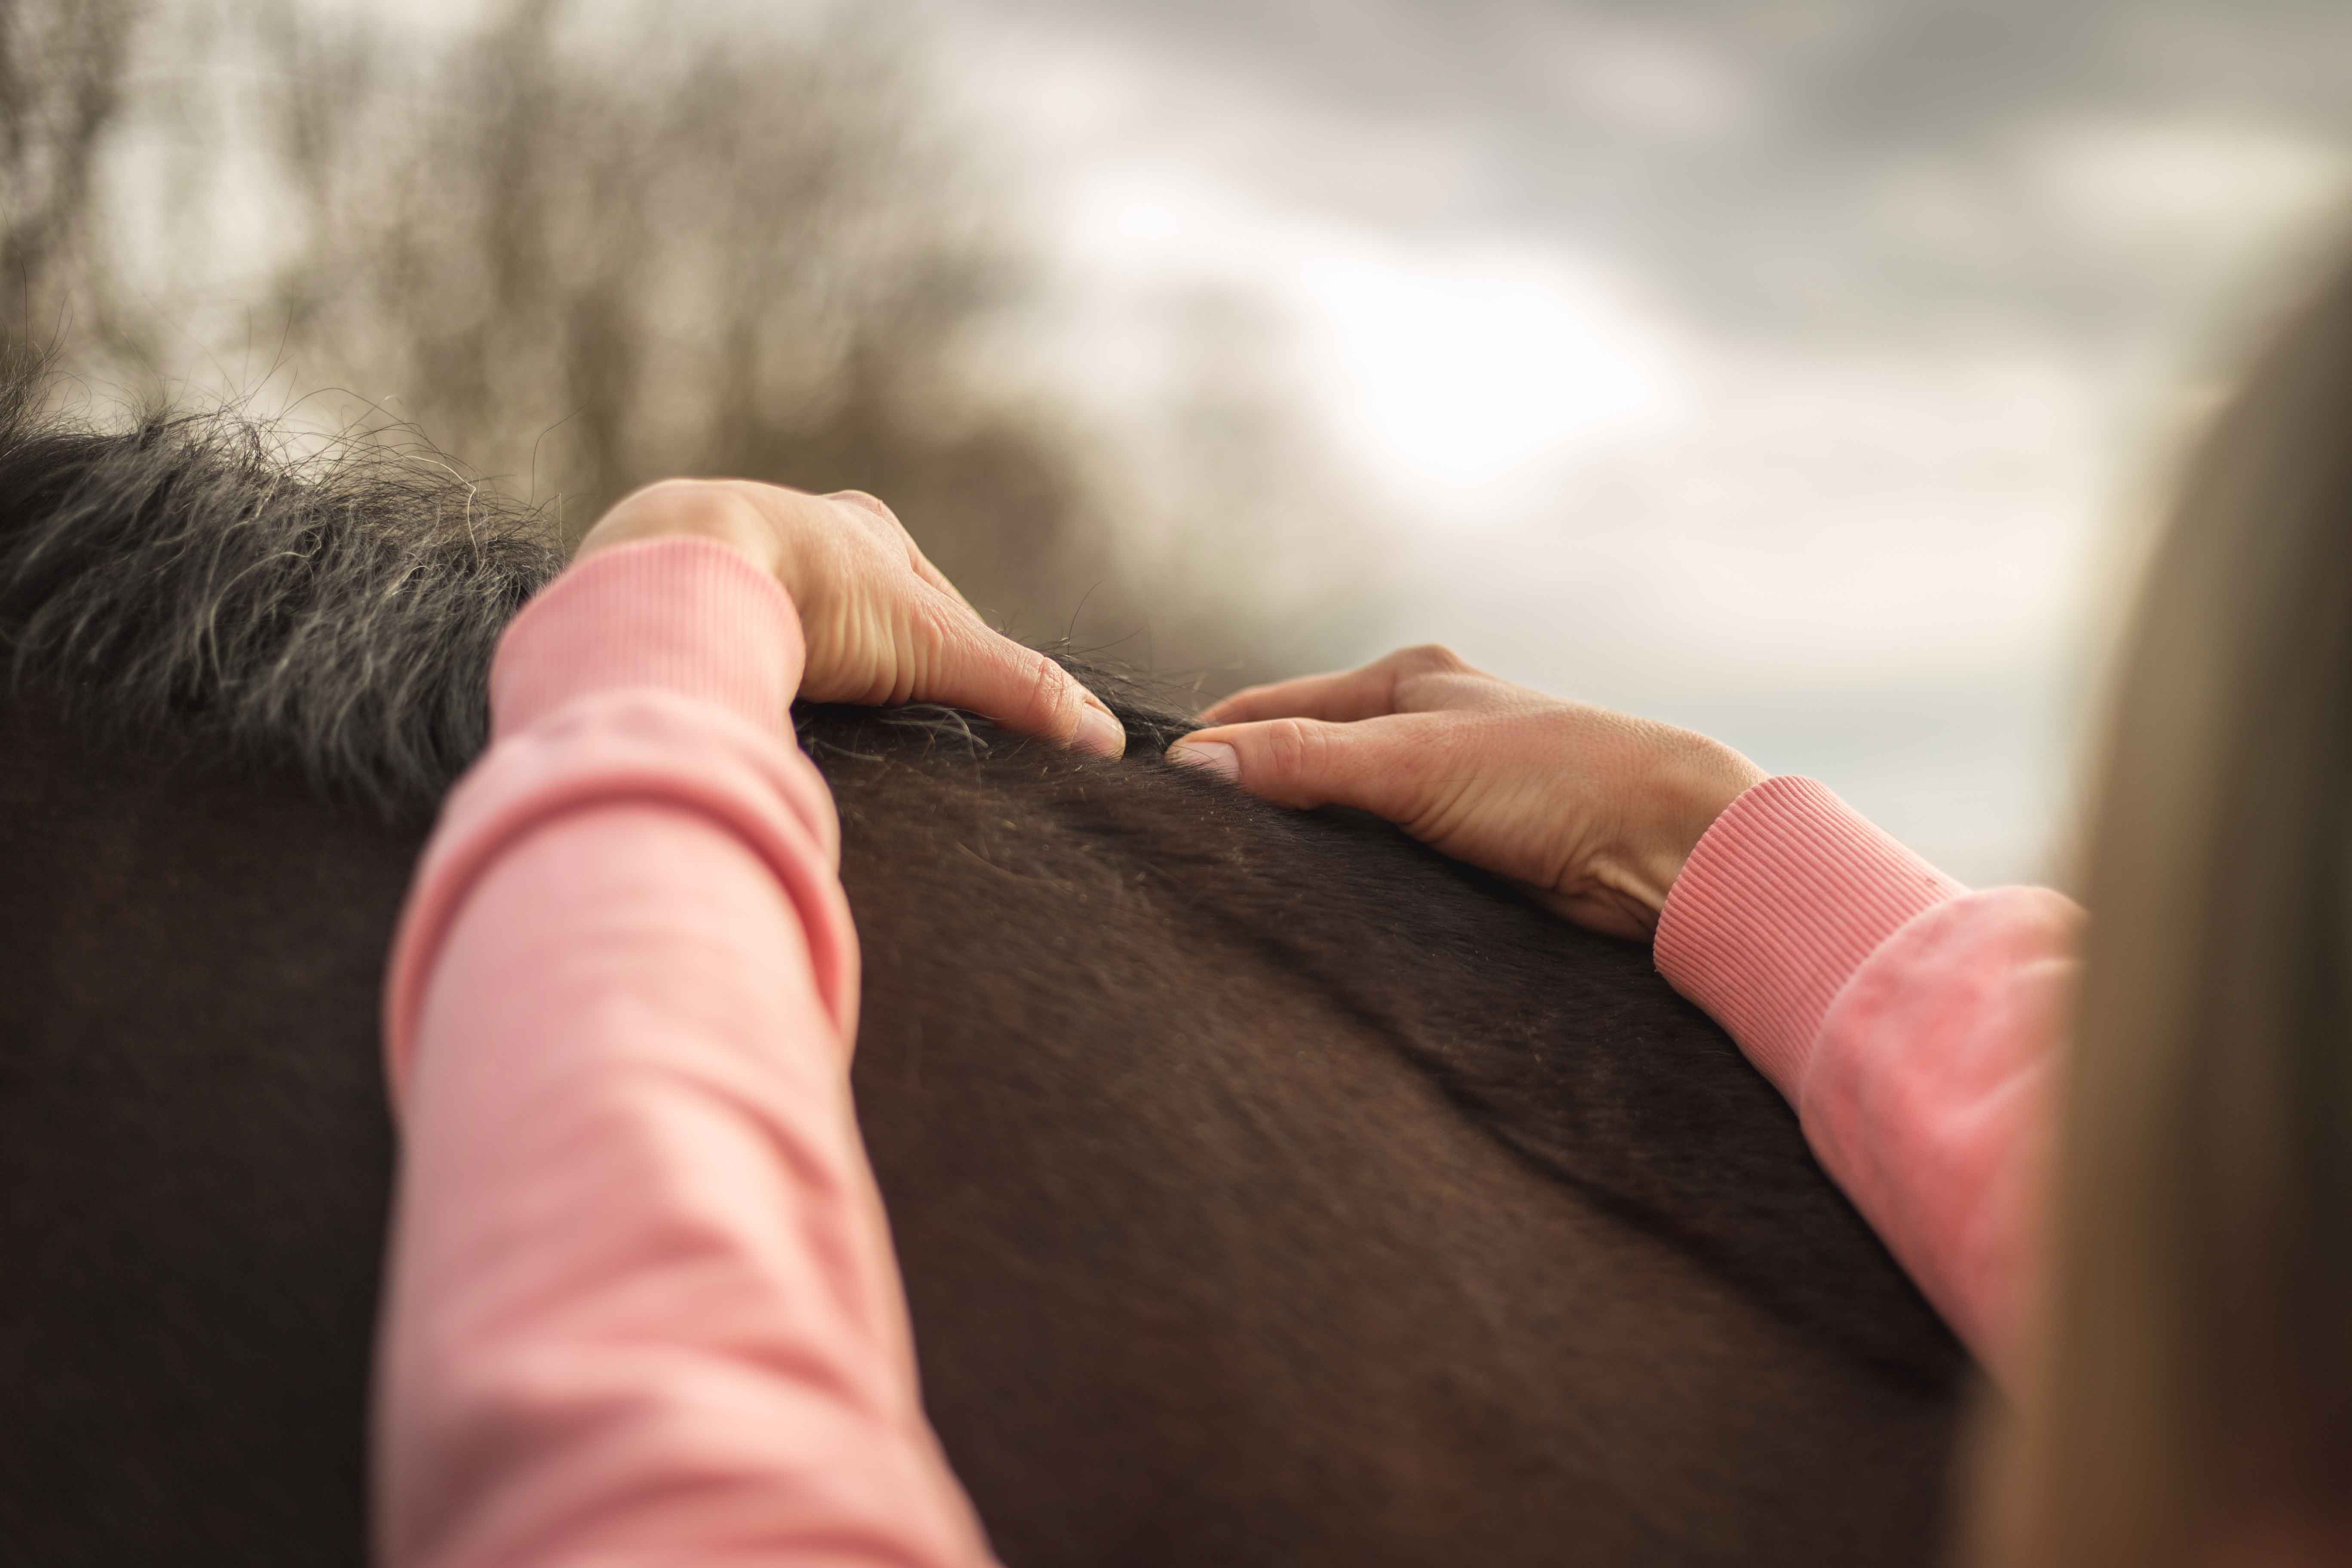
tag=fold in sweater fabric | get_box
[377,536,2076,1566]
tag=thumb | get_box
[1168,715,1432,821]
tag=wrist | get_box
[1651,736,1767,894]
[1581,732,1765,934]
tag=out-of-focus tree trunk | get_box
[0,0,140,360]
[3,0,1382,692]
[244,0,1130,634]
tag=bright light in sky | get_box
[1291,244,1679,492]
[1062,165,1680,497]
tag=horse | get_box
[0,384,1968,1565]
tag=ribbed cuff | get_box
[490,536,804,739]
[1654,776,1965,1100]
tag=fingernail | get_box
[1076,704,1127,760]
[1167,740,1238,782]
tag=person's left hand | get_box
[1171,645,1761,939]
[573,478,1127,758]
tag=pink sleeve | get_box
[375,537,997,1567]
[1653,776,2081,1384]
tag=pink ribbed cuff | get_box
[491,536,803,740]
[1654,776,1965,1099]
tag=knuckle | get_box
[591,479,775,563]
[620,476,726,517]
[1260,717,1327,783]
[1387,644,1484,711]
[827,489,900,525]
[1392,642,1466,674]
[625,475,711,503]
[1022,652,1075,731]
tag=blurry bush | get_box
[0,0,1381,692]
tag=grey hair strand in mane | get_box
[0,365,566,818]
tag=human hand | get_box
[573,479,1125,758]
[1168,646,1762,939]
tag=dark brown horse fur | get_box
[0,381,1966,1564]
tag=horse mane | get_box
[0,364,565,818]
[0,367,1204,815]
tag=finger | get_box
[1197,665,1404,726]
[1167,713,1440,823]
[1197,644,1470,725]
[919,595,1126,759]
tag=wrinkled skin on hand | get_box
[1174,644,1763,940]
[577,478,1125,759]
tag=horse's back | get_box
[0,695,1966,1566]
[818,705,1964,1565]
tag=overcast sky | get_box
[908,0,2352,881]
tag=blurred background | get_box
[9,0,2351,882]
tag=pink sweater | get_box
[377,537,2079,1566]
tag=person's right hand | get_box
[1167,645,1763,940]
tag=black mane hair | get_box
[0,364,566,818]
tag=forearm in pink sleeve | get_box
[1654,777,2082,1384]
[376,538,995,1566]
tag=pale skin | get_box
[572,481,1761,940]
[575,478,1128,760]
[1170,647,1764,940]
